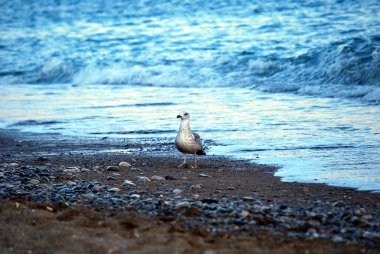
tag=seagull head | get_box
[177,111,190,120]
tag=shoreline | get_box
[1,128,379,253]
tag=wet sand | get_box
[0,129,379,253]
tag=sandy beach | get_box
[0,129,379,253]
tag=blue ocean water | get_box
[1,0,379,191]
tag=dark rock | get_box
[165,175,176,180]
[202,198,218,204]
[36,156,49,162]
[106,166,119,171]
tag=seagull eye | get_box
[184,113,188,116]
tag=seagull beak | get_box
[177,115,181,118]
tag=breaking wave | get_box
[1,35,379,104]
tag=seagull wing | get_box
[193,132,206,155]
[193,132,202,146]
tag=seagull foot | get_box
[177,162,192,169]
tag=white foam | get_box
[72,62,228,87]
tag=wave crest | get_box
[1,35,379,104]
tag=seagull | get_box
[175,111,206,168]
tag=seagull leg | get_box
[193,154,198,169]
[178,154,189,168]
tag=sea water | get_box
[1,0,379,191]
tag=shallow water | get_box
[1,84,379,191]
[1,0,380,191]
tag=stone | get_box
[106,166,119,171]
[109,187,121,192]
[67,181,76,186]
[130,194,140,198]
[240,210,250,218]
[174,201,190,210]
[37,156,49,162]
[136,176,151,183]
[93,185,104,192]
[29,179,40,185]
[198,173,211,177]
[165,176,176,180]
[202,250,216,254]
[9,163,19,167]
[173,189,183,195]
[191,184,202,189]
[151,175,165,181]
[81,194,95,200]
[332,235,344,242]
[305,228,319,238]
[202,198,218,204]
[0,172,4,178]
[63,167,80,173]
[119,162,132,170]
[123,180,136,187]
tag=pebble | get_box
[136,176,151,183]
[37,156,49,162]
[174,201,190,210]
[165,176,176,180]
[63,167,80,173]
[151,175,165,181]
[0,157,379,247]
[106,166,119,171]
[305,228,319,238]
[93,185,104,192]
[9,163,19,167]
[29,179,40,185]
[118,162,132,170]
[173,189,183,195]
[123,180,136,187]
[198,173,211,177]
[81,194,95,200]
[191,184,202,189]
[243,196,255,201]
[240,210,250,218]
[109,187,121,192]
[332,235,344,242]
[202,198,218,204]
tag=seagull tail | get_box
[196,150,206,156]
